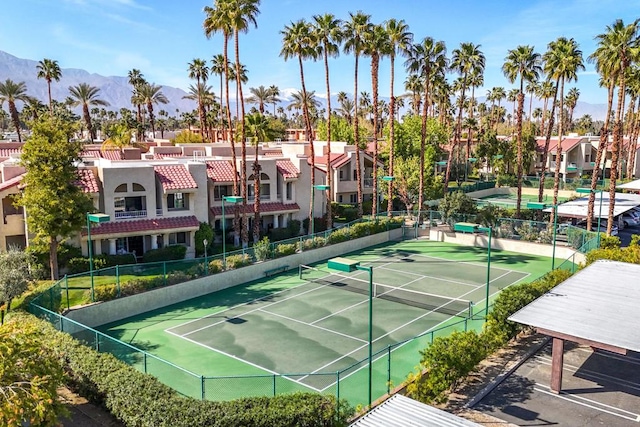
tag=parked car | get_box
[575,219,618,236]
[617,210,640,227]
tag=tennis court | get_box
[475,193,569,208]
[99,240,554,404]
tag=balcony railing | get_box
[114,210,147,219]
[156,208,163,217]
[363,178,374,188]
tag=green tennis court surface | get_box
[99,240,556,404]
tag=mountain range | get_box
[0,50,608,120]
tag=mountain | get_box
[0,50,197,114]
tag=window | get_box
[585,154,591,163]
[133,183,145,192]
[339,169,344,180]
[552,155,557,161]
[286,182,292,200]
[115,184,127,193]
[350,194,357,203]
[338,195,343,203]
[168,193,186,210]
[169,231,189,246]
[353,170,357,181]
[213,185,230,201]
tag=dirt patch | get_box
[58,387,123,427]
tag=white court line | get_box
[534,385,640,422]
[576,347,640,368]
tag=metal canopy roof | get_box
[349,394,483,427]
[545,192,640,219]
[617,179,640,191]
[509,260,640,353]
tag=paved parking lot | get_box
[618,223,640,246]
[474,342,640,426]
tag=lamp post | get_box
[86,213,110,302]
[311,184,330,236]
[576,187,604,248]
[476,225,492,319]
[527,202,559,269]
[221,196,244,268]
[377,176,395,219]
[327,257,373,407]
[203,239,208,275]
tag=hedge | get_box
[17,313,352,427]
[142,245,187,263]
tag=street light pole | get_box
[476,226,492,318]
[377,176,395,220]
[86,213,110,302]
[221,196,243,269]
[203,239,208,275]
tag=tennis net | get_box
[299,265,472,318]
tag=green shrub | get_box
[253,237,272,261]
[142,245,187,263]
[208,259,223,274]
[67,257,108,274]
[286,219,301,237]
[269,227,293,242]
[225,254,251,270]
[343,208,358,222]
[274,243,297,258]
[327,228,353,244]
[100,253,137,267]
[302,236,326,250]
[94,284,118,302]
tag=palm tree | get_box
[403,73,423,115]
[138,83,169,137]
[564,87,580,131]
[490,86,506,131]
[525,80,539,121]
[22,96,46,121]
[405,37,448,215]
[246,85,273,114]
[363,24,390,218]
[542,37,585,221]
[187,58,209,142]
[245,111,269,242]
[0,80,29,141]
[626,67,640,179]
[385,18,412,218]
[281,19,317,233]
[68,83,109,141]
[589,19,639,234]
[343,11,372,218]
[36,58,62,116]
[466,69,484,157]
[337,96,355,122]
[449,42,485,190]
[210,53,227,139]
[127,69,146,141]
[502,45,542,217]
[312,13,342,228]
[268,85,280,116]
[537,80,555,135]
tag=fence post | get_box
[116,265,121,297]
[163,262,167,286]
[387,346,391,394]
[65,275,70,310]
[299,236,303,252]
[336,371,340,418]
[201,376,205,400]
[273,375,277,396]
[96,332,100,352]
[144,353,147,373]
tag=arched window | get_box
[115,184,127,193]
[133,183,145,192]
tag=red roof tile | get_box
[0,148,21,158]
[101,149,123,160]
[0,174,24,192]
[206,160,237,182]
[84,215,200,236]
[76,169,100,193]
[154,165,198,191]
[536,137,582,153]
[264,150,283,156]
[210,202,300,217]
[276,160,299,179]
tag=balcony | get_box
[114,210,148,220]
[363,178,374,188]
[156,208,164,217]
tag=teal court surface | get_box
[99,240,556,404]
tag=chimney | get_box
[122,147,142,160]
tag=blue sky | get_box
[1,0,637,105]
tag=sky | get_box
[1,0,638,105]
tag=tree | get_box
[127,69,146,142]
[281,19,317,232]
[385,19,412,218]
[564,87,580,129]
[502,45,542,217]
[16,117,94,279]
[313,13,342,229]
[188,58,209,142]
[68,83,109,141]
[543,37,584,224]
[438,191,478,229]
[138,82,169,137]
[0,248,34,324]
[343,11,372,218]
[36,58,62,116]
[246,111,271,241]
[211,53,228,140]
[0,320,67,426]
[246,85,274,114]
[0,79,29,142]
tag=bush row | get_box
[406,268,572,403]
[18,313,351,427]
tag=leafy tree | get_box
[194,222,215,257]
[438,191,478,227]
[0,248,34,324]
[0,320,67,426]
[16,117,94,279]
[392,147,441,213]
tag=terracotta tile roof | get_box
[154,165,198,191]
[0,174,24,192]
[264,150,283,156]
[276,160,299,179]
[0,148,21,158]
[206,160,237,182]
[83,215,200,236]
[76,169,100,193]
[154,153,185,159]
[101,149,123,160]
[314,153,345,166]
[536,137,582,153]
[210,202,300,217]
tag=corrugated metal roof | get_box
[547,192,640,219]
[349,394,483,427]
[509,260,640,352]
[617,179,640,191]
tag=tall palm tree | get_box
[564,87,580,131]
[187,58,209,142]
[281,19,317,232]
[246,85,273,114]
[590,19,639,233]
[625,66,640,179]
[405,37,448,216]
[245,111,269,242]
[490,86,506,131]
[466,69,484,158]
[138,83,169,137]
[449,42,485,190]
[268,85,280,116]
[343,11,372,218]
[68,83,109,141]
[36,58,62,116]
[537,80,555,135]
[525,80,539,122]
[363,24,390,218]
[542,37,585,221]
[0,80,29,141]
[385,19,412,218]
[210,53,228,140]
[502,45,542,217]
[312,13,342,228]
[403,73,423,115]
[127,69,146,141]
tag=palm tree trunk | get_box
[538,82,559,203]
[323,48,333,229]
[516,83,525,218]
[235,30,249,247]
[388,53,396,218]
[84,105,94,141]
[148,102,155,136]
[446,77,466,191]
[219,74,224,142]
[541,95,549,135]
[418,70,431,219]
[371,55,380,219]
[298,55,315,233]
[625,96,638,179]
[8,101,21,142]
[353,54,363,218]
[47,81,53,116]
[253,152,261,243]
[551,77,566,224]
[608,77,627,235]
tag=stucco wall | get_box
[66,227,404,327]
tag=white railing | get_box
[156,208,163,217]
[114,210,147,219]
